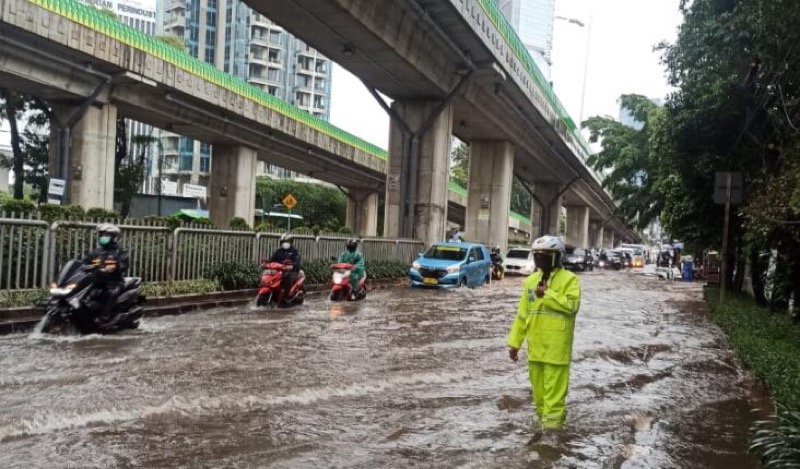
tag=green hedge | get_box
[707,289,800,466]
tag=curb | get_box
[0,278,407,335]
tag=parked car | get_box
[563,246,593,271]
[503,246,536,276]
[408,242,492,288]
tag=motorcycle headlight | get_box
[446,265,460,273]
[49,283,77,295]
[412,261,421,270]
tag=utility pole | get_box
[719,172,732,303]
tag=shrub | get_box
[750,407,800,468]
[203,261,261,290]
[141,279,221,297]
[85,207,119,220]
[0,199,36,215]
[229,217,251,230]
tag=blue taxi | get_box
[408,242,492,288]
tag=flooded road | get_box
[0,271,766,468]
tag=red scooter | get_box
[329,263,367,302]
[256,261,306,307]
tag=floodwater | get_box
[0,270,768,468]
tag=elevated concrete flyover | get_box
[245,0,639,245]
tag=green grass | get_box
[707,289,800,467]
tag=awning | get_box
[173,209,210,220]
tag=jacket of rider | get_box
[83,245,129,282]
[506,268,581,365]
[270,247,302,271]
[338,250,365,280]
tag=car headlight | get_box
[576,256,585,262]
[446,265,460,273]
[412,261,421,270]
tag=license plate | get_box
[423,277,438,285]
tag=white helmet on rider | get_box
[531,235,565,267]
[96,223,120,248]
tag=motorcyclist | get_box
[82,224,128,318]
[490,246,505,278]
[269,233,302,296]
[337,238,366,300]
[507,235,581,440]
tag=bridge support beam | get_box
[604,231,616,249]
[209,145,257,228]
[48,102,117,209]
[565,206,590,247]
[346,189,379,237]
[384,100,453,246]
[594,224,605,249]
[464,141,514,251]
[533,183,563,237]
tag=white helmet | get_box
[532,235,565,265]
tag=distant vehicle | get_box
[563,246,593,271]
[408,242,492,288]
[619,243,646,268]
[503,247,536,276]
[603,250,624,270]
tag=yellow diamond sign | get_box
[282,193,297,209]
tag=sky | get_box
[329,0,684,149]
[1,0,683,152]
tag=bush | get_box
[203,261,261,290]
[85,207,119,220]
[229,217,251,230]
[750,407,800,468]
[141,279,221,297]
[0,289,48,308]
[0,199,36,215]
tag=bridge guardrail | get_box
[0,217,424,292]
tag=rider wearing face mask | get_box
[506,235,582,440]
[269,233,302,295]
[83,224,129,318]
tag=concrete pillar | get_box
[48,103,117,209]
[595,225,605,249]
[564,205,590,247]
[209,145,257,228]
[346,189,379,237]
[533,182,563,237]
[464,141,514,251]
[604,231,616,249]
[384,100,453,246]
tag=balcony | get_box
[164,16,185,30]
[249,75,281,87]
[166,1,186,12]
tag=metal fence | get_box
[0,217,424,291]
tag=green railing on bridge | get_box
[28,0,389,162]
[23,0,531,228]
[476,0,594,162]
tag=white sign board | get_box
[48,178,66,197]
[160,179,178,196]
[182,184,207,199]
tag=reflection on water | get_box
[0,272,765,468]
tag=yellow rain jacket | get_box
[507,268,581,365]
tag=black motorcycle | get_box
[38,260,145,335]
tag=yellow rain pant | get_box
[528,361,570,429]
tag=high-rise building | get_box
[156,0,333,192]
[498,0,556,80]
[80,0,159,194]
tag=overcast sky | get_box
[2,0,683,152]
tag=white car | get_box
[504,247,536,276]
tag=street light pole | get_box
[554,14,593,123]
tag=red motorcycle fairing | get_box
[256,261,305,307]
[329,263,367,301]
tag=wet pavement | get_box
[0,270,767,468]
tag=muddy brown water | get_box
[0,271,767,468]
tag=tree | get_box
[0,92,51,201]
[0,90,25,199]
[113,117,160,217]
[449,141,469,188]
[255,177,347,231]
[583,95,663,231]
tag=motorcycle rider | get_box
[490,246,505,278]
[82,224,129,318]
[269,233,302,297]
[507,235,581,441]
[337,238,366,300]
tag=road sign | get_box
[282,193,297,209]
[714,172,742,205]
[182,183,207,199]
[48,178,66,197]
